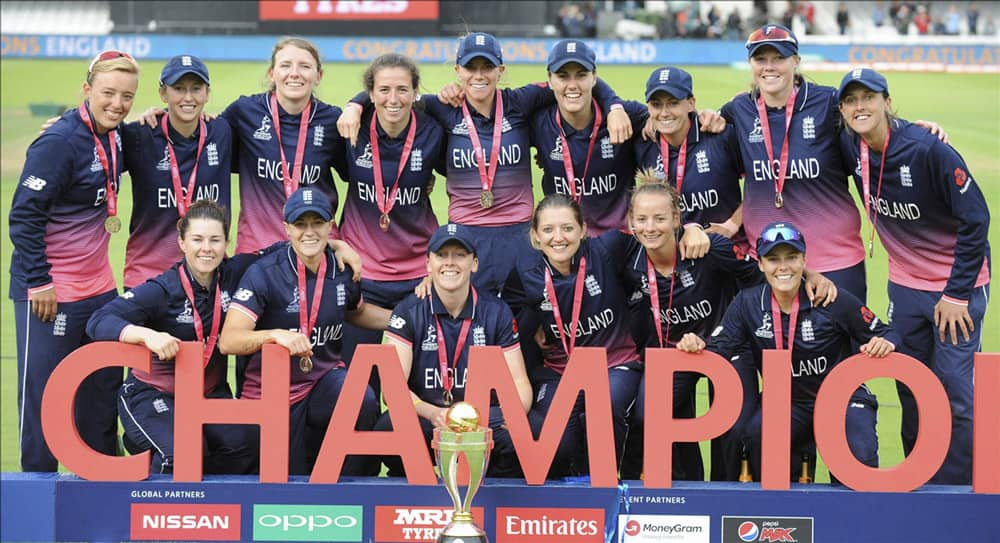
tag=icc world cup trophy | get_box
[431,402,493,543]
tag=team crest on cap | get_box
[447,223,458,234]
[181,55,192,66]
[659,69,670,82]
[303,189,314,203]
[566,42,577,53]
[475,35,485,46]
[851,67,864,80]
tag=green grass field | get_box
[1,59,997,479]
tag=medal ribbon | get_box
[269,93,313,198]
[657,131,688,195]
[556,99,603,203]
[755,88,798,205]
[543,255,588,356]
[296,252,328,346]
[178,264,222,368]
[369,110,417,222]
[646,255,677,348]
[161,112,207,216]
[433,288,478,397]
[461,90,504,195]
[859,125,891,258]
[78,103,119,219]
[770,289,800,352]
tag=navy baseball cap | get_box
[428,223,476,255]
[547,39,596,73]
[838,68,890,100]
[645,66,694,101]
[159,54,210,86]
[746,24,799,58]
[756,222,806,256]
[456,32,503,67]
[283,187,332,223]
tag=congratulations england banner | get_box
[2,34,998,70]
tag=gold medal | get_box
[104,215,121,234]
[299,356,313,373]
[442,389,453,406]
[774,192,784,209]
[379,213,390,232]
[479,189,494,209]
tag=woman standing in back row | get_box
[10,50,139,471]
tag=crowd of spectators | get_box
[874,2,995,36]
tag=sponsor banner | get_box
[3,34,996,68]
[259,1,439,21]
[619,514,710,543]
[130,503,240,541]
[374,505,485,542]
[722,516,814,543]
[496,507,604,543]
[253,504,363,541]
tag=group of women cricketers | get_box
[10,23,989,486]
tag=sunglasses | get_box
[758,224,803,245]
[745,26,796,48]
[88,50,134,73]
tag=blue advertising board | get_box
[2,34,998,68]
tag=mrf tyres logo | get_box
[374,506,486,542]
[618,514,710,543]
[496,507,604,543]
[253,504,362,542]
[130,503,241,541]
[722,516,814,543]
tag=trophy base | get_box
[436,521,489,543]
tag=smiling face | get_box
[455,57,503,108]
[647,91,695,141]
[839,84,892,141]
[548,63,596,117]
[284,212,332,261]
[749,47,799,100]
[758,245,806,296]
[268,44,322,104]
[159,74,209,126]
[630,191,680,253]
[370,66,414,131]
[532,204,586,272]
[83,70,138,134]
[427,242,478,294]
[178,217,227,280]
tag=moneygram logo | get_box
[496,507,604,543]
[722,517,814,543]
[130,503,240,541]
[253,504,362,541]
[618,514,710,543]
[374,506,486,542]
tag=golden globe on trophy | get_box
[431,401,493,543]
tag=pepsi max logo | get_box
[739,521,759,541]
[722,517,812,543]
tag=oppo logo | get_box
[257,513,358,531]
[253,505,363,542]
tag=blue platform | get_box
[1,472,995,542]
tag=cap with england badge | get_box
[745,23,799,58]
[283,187,333,223]
[756,221,807,257]
[837,67,890,100]
[428,223,477,255]
[644,66,694,101]
[547,39,596,72]
[456,32,503,67]
[159,54,210,86]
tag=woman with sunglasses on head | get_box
[719,24,947,302]
[338,32,631,296]
[219,187,390,475]
[836,69,990,485]
[10,50,139,471]
[503,194,642,477]
[335,53,446,367]
[677,222,896,482]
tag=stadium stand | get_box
[1,1,113,35]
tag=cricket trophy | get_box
[432,401,493,543]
